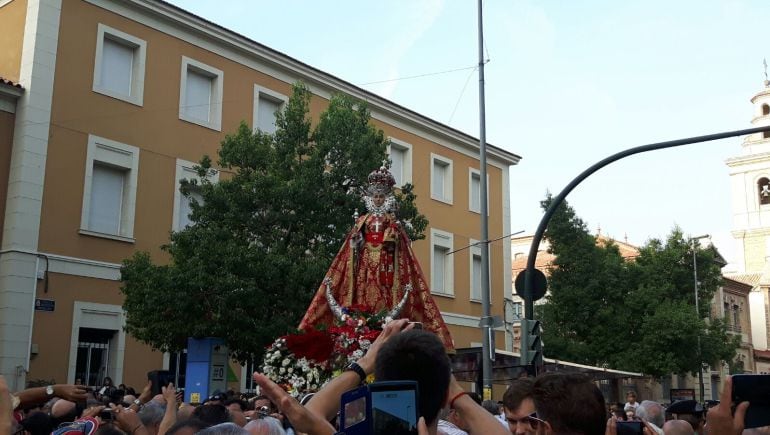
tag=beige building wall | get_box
[1,0,518,389]
[0,0,27,83]
[0,110,14,248]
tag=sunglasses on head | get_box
[527,412,547,429]
[508,412,547,429]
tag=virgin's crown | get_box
[367,164,396,194]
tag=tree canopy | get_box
[120,83,427,361]
[536,195,739,377]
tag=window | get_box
[89,165,125,235]
[431,229,454,296]
[388,139,412,186]
[758,177,770,205]
[253,85,287,134]
[470,239,482,301]
[468,168,490,214]
[431,154,453,204]
[179,56,223,131]
[92,24,146,106]
[80,135,139,241]
[172,159,219,231]
[763,104,769,116]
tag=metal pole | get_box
[476,0,493,400]
[691,235,709,404]
[522,125,770,376]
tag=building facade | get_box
[0,0,520,391]
[725,77,770,375]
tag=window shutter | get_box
[391,148,404,186]
[185,70,212,122]
[257,97,280,134]
[101,38,134,95]
[89,164,125,234]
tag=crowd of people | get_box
[0,319,761,435]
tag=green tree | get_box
[120,83,427,361]
[537,195,738,377]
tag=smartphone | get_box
[616,421,643,435]
[369,381,418,435]
[340,385,370,435]
[732,374,770,429]
[99,409,114,422]
[148,370,173,396]
[407,322,423,330]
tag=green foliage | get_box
[120,83,427,361]
[537,195,739,378]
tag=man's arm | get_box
[15,384,87,408]
[0,376,13,435]
[304,318,413,422]
[158,384,178,435]
[446,376,510,435]
[253,374,335,435]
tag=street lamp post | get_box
[691,234,710,404]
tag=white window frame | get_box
[80,135,140,242]
[172,159,219,232]
[67,302,127,385]
[387,138,413,187]
[179,56,224,131]
[431,153,453,204]
[92,23,147,106]
[252,84,287,133]
[430,228,454,297]
[468,168,489,214]
[469,239,482,302]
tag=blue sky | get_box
[167,0,770,265]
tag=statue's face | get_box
[373,192,386,207]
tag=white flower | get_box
[384,316,393,324]
[288,368,294,374]
[280,367,286,374]
[282,358,290,367]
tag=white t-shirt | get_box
[624,401,640,412]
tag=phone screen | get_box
[343,396,367,429]
[370,388,418,434]
[732,374,770,429]
[616,421,643,435]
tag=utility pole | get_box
[476,0,494,401]
[691,234,710,404]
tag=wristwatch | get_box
[344,362,367,384]
[45,385,55,397]
[133,398,142,407]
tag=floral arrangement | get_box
[261,304,386,397]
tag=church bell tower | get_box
[726,73,770,274]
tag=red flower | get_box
[283,330,334,362]
[360,329,381,342]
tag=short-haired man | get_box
[531,373,606,435]
[502,378,536,435]
[635,400,664,434]
[662,420,695,435]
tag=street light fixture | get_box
[691,234,710,404]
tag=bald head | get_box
[663,419,694,435]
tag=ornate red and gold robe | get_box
[299,213,454,352]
